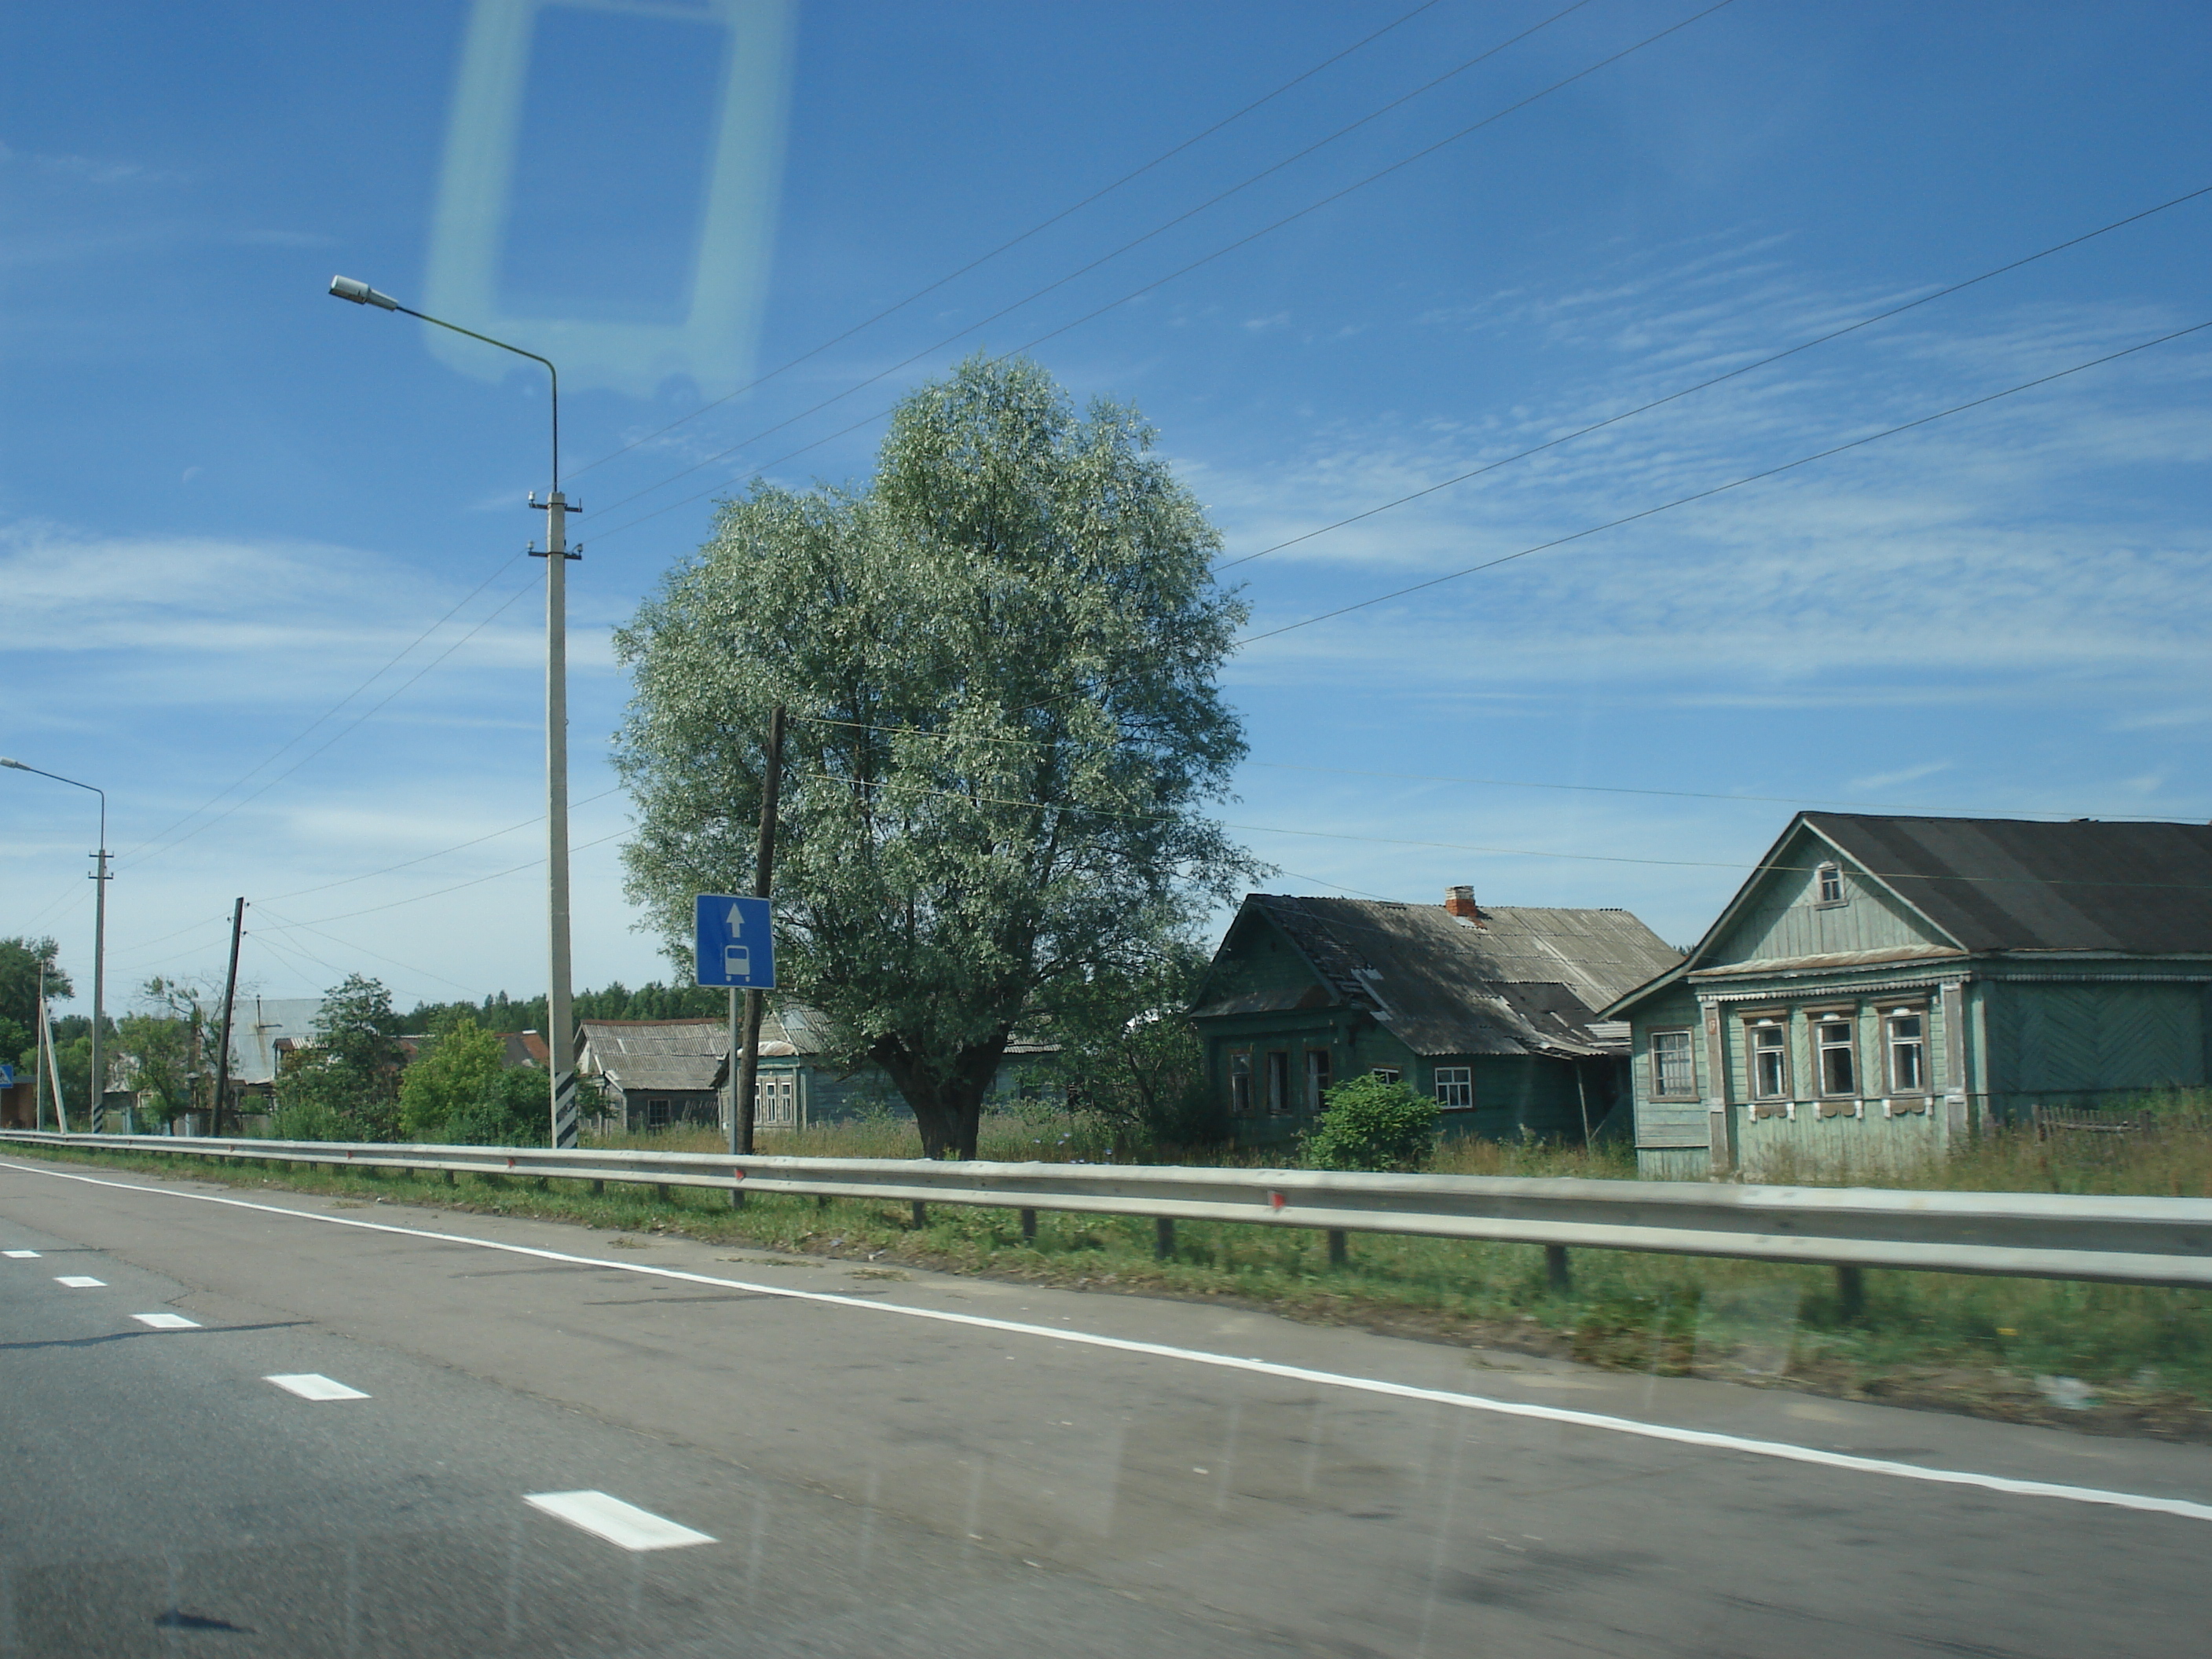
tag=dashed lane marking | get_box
[9,1156,2212,1529]
[266,1373,370,1401]
[524,1490,716,1551]
[130,1313,201,1329]
[54,1275,104,1288]
[3,1250,39,1258]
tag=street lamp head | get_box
[329,275,401,310]
[0,757,25,770]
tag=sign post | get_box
[696,891,776,1173]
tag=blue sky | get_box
[5,0,2210,1017]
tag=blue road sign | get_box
[694,893,775,989]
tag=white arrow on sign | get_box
[727,904,745,936]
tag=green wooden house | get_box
[1189,888,1682,1149]
[1601,813,2212,1179]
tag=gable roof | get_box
[1808,814,2212,954]
[208,996,327,1087]
[1601,812,2212,1019]
[577,1017,728,1094]
[1193,894,1682,1058]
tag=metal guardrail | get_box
[5,1130,2211,1290]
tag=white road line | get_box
[266,1373,370,1401]
[9,1156,2212,1529]
[524,1490,716,1551]
[3,1249,39,1258]
[54,1275,104,1287]
[130,1312,200,1329]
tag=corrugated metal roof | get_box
[577,1018,729,1094]
[210,996,326,1087]
[1198,895,1681,1059]
[1808,813,2212,954]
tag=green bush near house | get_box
[1302,1074,1439,1172]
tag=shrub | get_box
[1301,1074,1439,1172]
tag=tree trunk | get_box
[875,1035,1008,1159]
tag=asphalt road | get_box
[4,1155,2209,1658]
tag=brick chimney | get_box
[1443,885,1481,926]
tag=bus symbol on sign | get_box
[695,894,775,988]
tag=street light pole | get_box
[326,276,580,1149]
[2,757,108,1132]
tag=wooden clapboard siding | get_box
[1707,828,1949,964]
[1986,980,2205,1099]
[1738,1101,1943,1179]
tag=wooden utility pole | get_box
[729,705,786,1171]
[209,898,245,1137]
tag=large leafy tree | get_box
[274,974,404,1140]
[1,936,69,1073]
[617,355,1255,1157]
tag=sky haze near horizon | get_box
[3,0,2209,1017]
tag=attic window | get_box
[1816,862,1846,906]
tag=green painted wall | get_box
[1705,827,1948,964]
[1628,983,1707,1174]
[1979,979,2207,1114]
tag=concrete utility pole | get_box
[210,898,245,1137]
[2,758,108,1131]
[327,276,580,1150]
[729,705,786,1168]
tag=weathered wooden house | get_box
[1189,888,1682,1148]
[1601,813,2212,1178]
[577,1018,729,1130]
[579,1008,1057,1134]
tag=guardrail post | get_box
[1327,1229,1347,1269]
[654,1184,671,1203]
[1155,1216,1176,1261]
[1545,1244,1571,1295]
[911,1200,928,1229]
[444,1169,456,1186]
[591,1180,604,1196]
[1020,1208,1037,1242]
[1836,1264,1866,1319]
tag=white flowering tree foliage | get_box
[614,356,1255,1157]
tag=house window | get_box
[1434,1066,1474,1111]
[1816,862,1845,906]
[1650,1030,1696,1098]
[1229,1052,1253,1117]
[1265,1051,1291,1115]
[755,1075,797,1127]
[1748,1020,1789,1099]
[1370,1067,1401,1084]
[1306,1049,1333,1109]
[646,1097,672,1130]
[1815,1016,1857,1097]
[1885,1008,1927,1094]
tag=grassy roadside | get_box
[12,1122,2212,1444]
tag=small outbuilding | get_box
[1601,813,2212,1178]
[577,1018,729,1131]
[1190,888,1682,1149]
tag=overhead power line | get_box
[803,770,2212,895]
[582,0,1738,546]
[566,0,1456,482]
[783,713,2204,824]
[1239,317,2212,646]
[117,553,533,870]
[1214,182,2212,573]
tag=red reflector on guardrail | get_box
[732,1168,746,1181]
[1267,1190,1287,1210]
